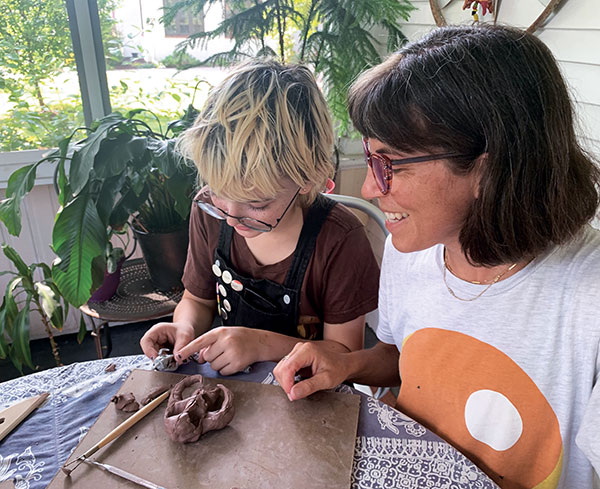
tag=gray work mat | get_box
[49,368,361,489]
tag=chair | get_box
[326,193,392,400]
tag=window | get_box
[163,0,204,37]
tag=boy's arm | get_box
[173,289,217,337]
[174,315,366,375]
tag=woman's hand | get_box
[140,321,196,360]
[175,326,265,376]
[273,342,351,401]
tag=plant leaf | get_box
[96,172,128,227]
[77,314,87,344]
[34,282,58,322]
[166,171,194,220]
[0,300,10,359]
[2,277,21,337]
[12,297,35,370]
[2,243,31,277]
[0,163,37,236]
[69,116,124,194]
[52,186,106,307]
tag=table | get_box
[0,356,498,489]
[80,259,183,358]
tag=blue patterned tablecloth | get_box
[0,355,497,489]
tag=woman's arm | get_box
[274,340,400,401]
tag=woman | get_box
[274,24,600,489]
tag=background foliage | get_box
[0,0,120,152]
[162,0,415,134]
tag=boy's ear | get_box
[299,183,314,195]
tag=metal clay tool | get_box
[83,458,169,489]
[61,389,170,476]
[152,348,177,372]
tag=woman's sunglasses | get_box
[362,138,471,195]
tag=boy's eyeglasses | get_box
[362,137,471,195]
[194,187,301,232]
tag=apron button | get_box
[222,270,233,284]
[283,294,291,305]
[218,284,227,297]
[223,299,232,312]
[212,263,222,277]
[231,280,243,292]
[221,309,228,320]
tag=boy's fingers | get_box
[175,331,216,362]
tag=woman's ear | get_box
[472,153,487,199]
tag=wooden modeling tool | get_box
[61,389,170,476]
[0,392,49,443]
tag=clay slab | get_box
[49,369,361,489]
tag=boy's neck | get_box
[243,204,305,266]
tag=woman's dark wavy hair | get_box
[348,24,600,266]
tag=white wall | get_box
[114,0,233,63]
[393,0,600,158]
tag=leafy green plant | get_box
[162,0,415,133]
[0,244,76,372]
[162,51,201,70]
[0,106,198,308]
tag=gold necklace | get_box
[442,249,518,302]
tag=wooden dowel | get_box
[81,389,170,459]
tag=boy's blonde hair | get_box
[178,59,334,205]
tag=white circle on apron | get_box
[218,284,227,297]
[231,280,243,292]
[222,270,233,284]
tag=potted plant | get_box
[0,244,76,372]
[0,105,198,308]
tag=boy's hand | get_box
[140,321,196,360]
[175,326,263,376]
[274,342,350,401]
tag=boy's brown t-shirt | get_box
[182,201,380,337]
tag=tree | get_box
[162,0,415,133]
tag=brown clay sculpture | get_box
[164,375,235,443]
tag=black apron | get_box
[211,195,336,339]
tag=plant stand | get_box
[79,259,183,358]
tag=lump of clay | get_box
[164,375,234,443]
[111,392,139,412]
